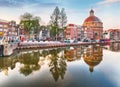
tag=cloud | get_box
[0,0,59,8]
[35,3,60,7]
[0,0,25,7]
[97,0,120,5]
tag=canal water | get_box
[0,43,120,87]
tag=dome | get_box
[83,56,102,72]
[84,16,101,23]
[83,55,102,66]
[83,9,102,23]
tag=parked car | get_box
[90,38,96,42]
[99,39,104,42]
[73,40,78,43]
[100,39,110,42]
[64,39,70,43]
[82,38,90,42]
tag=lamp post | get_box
[16,24,20,36]
[56,27,58,41]
[64,29,66,40]
[56,27,57,41]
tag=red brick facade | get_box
[83,9,103,41]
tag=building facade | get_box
[64,24,78,41]
[64,24,85,41]
[77,26,85,41]
[109,29,120,40]
[8,21,18,42]
[0,19,18,44]
[0,19,9,36]
[83,9,103,41]
[103,29,120,40]
[39,28,50,41]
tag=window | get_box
[95,33,98,36]
[94,47,98,52]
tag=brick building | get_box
[103,29,120,40]
[64,24,78,40]
[83,9,103,41]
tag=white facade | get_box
[39,29,50,40]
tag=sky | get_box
[0,0,120,30]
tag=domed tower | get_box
[83,9,103,41]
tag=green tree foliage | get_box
[60,8,67,40]
[60,8,67,29]
[32,16,41,34]
[50,6,60,27]
[20,12,41,39]
[50,6,60,40]
[50,6,67,40]
[20,12,33,20]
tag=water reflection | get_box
[110,43,120,52]
[0,44,120,87]
[49,49,67,81]
[0,46,103,77]
[104,43,120,52]
[83,45,103,72]
[64,46,84,61]
[19,51,40,76]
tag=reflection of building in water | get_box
[64,46,84,61]
[83,45,103,72]
[110,43,120,52]
[4,67,8,76]
[76,46,84,59]
[64,47,77,61]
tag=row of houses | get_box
[0,20,18,36]
[0,19,20,44]
[64,25,120,42]
[0,9,120,42]
[103,29,120,40]
[64,9,103,42]
[64,24,84,41]
[64,9,120,42]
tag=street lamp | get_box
[16,24,20,36]
[56,27,58,41]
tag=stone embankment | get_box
[17,41,120,50]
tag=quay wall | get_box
[17,41,117,50]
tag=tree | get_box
[20,13,40,39]
[50,6,60,40]
[20,12,33,20]
[60,8,67,29]
[32,16,41,39]
[20,13,32,37]
[33,16,41,32]
[60,8,67,40]
[50,7,67,41]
